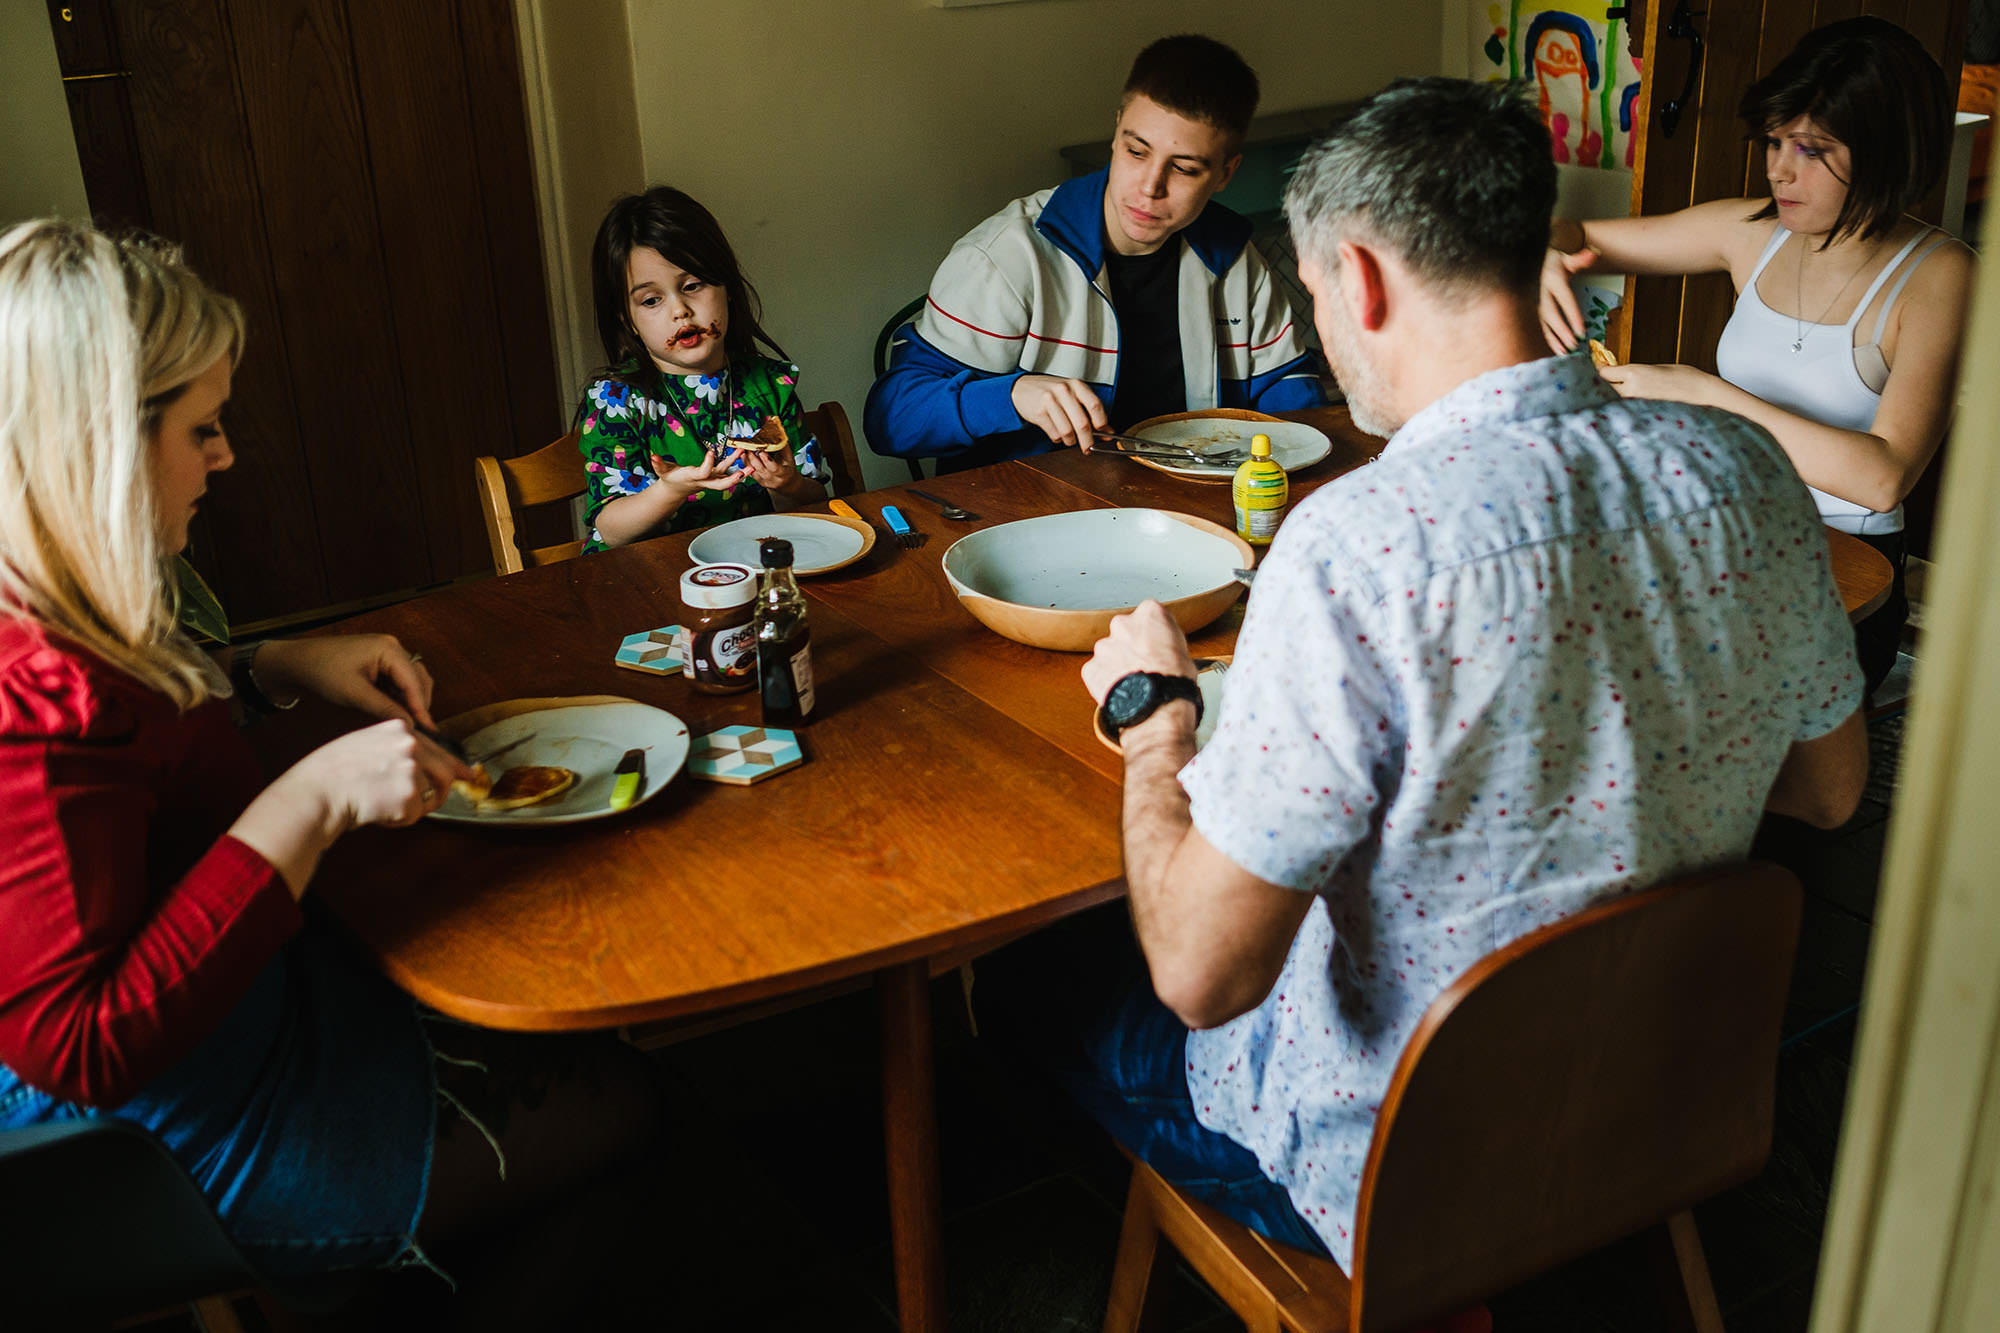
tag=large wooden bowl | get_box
[941,508,1254,652]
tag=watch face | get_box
[1106,672,1158,728]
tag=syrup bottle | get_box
[753,537,816,728]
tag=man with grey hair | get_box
[979,77,1867,1271]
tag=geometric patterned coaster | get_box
[614,624,686,675]
[687,725,804,785]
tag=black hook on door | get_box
[1658,0,1706,139]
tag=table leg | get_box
[878,959,946,1332]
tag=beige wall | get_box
[618,0,1440,488]
[514,0,646,426]
[0,0,90,226]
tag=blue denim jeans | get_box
[0,925,435,1279]
[975,904,1329,1257]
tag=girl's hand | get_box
[1539,245,1598,354]
[651,449,745,499]
[1598,361,1722,406]
[231,719,464,898]
[254,635,438,729]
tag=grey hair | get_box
[1284,78,1558,296]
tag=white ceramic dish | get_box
[941,508,1252,651]
[687,512,872,576]
[429,700,690,826]
[1093,658,1232,753]
[1128,413,1330,480]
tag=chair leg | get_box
[1649,1211,1726,1333]
[1105,1169,1175,1333]
[189,1295,248,1333]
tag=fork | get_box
[906,488,978,521]
[881,505,923,548]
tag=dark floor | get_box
[155,686,1910,1333]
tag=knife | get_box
[609,747,646,811]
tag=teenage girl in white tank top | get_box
[1536,16,1975,692]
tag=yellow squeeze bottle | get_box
[1232,434,1287,545]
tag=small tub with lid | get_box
[679,561,757,693]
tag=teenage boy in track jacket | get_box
[866,35,1326,473]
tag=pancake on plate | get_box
[471,765,577,812]
[729,415,789,453]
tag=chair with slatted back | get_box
[1105,861,1803,1333]
[475,401,865,576]
[474,429,588,576]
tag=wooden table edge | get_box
[362,875,1129,1033]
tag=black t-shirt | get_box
[1103,238,1186,431]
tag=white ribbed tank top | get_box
[1714,224,1946,535]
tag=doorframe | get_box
[1810,140,2000,1331]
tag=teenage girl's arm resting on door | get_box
[1600,241,1974,513]
[1541,199,1766,351]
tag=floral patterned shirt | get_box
[577,355,827,552]
[1178,356,1863,1266]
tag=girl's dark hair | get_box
[588,186,785,386]
[1738,17,1953,245]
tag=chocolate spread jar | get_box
[679,562,757,694]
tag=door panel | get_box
[119,0,332,617]
[1624,0,1970,373]
[54,0,561,625]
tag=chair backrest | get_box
[0,1117,350,1321]
[872,294,928,380]
[474,428,588,576]
[872,297,931,483]
[802,399,863,498]
[1349,861,1802,1332]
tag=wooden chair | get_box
[474,402,865,576]
[801,400,863,499]
[872,295,930,482]
[1106,861,1804,1333]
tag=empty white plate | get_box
[687,512,871,576]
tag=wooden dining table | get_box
[277,406,1890,1331]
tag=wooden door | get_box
[1621,0,1972,369]
[45,0,561,628]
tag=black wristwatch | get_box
[1098,671,1203,741]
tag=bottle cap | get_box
[1250,433,1273,458]
[758,537,795,570]
[680,562,756,609]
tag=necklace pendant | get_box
[1790,337,1805,353]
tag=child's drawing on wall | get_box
[1478,1,1643,169]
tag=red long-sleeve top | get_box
[0,619,302,1106]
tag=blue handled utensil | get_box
[882,505,921,548]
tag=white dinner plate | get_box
[428,701,691,826]
[687,512,871,576]
[1130,416,1331,479]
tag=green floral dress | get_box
[576,355,825,553]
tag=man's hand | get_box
[1012,374,1109,449]
[1082,600,1197,704]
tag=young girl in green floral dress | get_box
[578,187,827,551]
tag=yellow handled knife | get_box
[608,747,646,811]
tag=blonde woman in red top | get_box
[0,222,658,1306]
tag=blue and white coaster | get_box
[687,725,804,786]
[614,624,685,675]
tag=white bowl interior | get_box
[943,509,1240,611]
